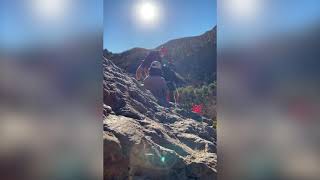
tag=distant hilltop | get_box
[104,26,217,85]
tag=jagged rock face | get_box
[103,27,217,85]
[104,48,150,75]
[103,57,217,180]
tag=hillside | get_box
[104,27,216,85]
[103,57,217,179]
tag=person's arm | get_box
[136,66,141,80]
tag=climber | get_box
[160,47,185,104]
[137,48,185,104]
[136,51,162,81]
[144,61,169,106]
[162,60,180,104]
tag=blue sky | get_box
[104,0,217,53]
[219,0,320,47]
[2,0,320,51]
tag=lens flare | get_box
[161,156,166,163]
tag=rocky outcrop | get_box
[103,58,216,180]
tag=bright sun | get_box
[135,1,160,26]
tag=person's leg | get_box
[174,90,179,104]
[168,91,176,103]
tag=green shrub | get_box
[177,82,216,121]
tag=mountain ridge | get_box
[104,26,217,85]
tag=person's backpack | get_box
[162,63,185,87]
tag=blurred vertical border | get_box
[1,0,103,179]
[218,0,320,179]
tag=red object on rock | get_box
[192,104,203,114]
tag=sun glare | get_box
[31,0,69,22]
[224,0,261,22]
[135,1,160,26]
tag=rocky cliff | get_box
[103,57,217,180]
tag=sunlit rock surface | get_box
[103,58,216,180]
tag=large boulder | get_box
[103,57,216,180]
